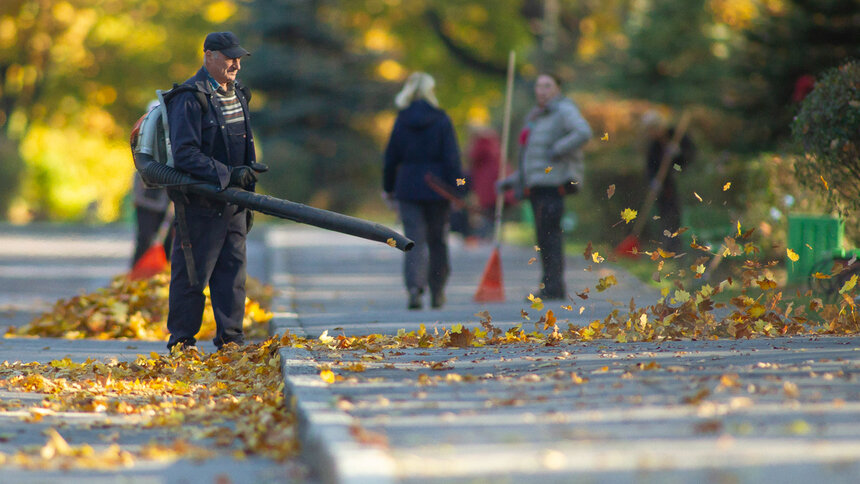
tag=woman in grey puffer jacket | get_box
[499,73,592,300]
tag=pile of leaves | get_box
[280,233,860,356]
[4,273,274,341]
[0,337,297,470]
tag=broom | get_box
[615,111,692,258]
[129,204,174,280]
[474,50,516,303]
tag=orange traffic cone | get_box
[474,246,505,302]
[129,243,168,280]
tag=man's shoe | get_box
[169,342,199,356]
[216,341,245,353]
[530,289,566,301]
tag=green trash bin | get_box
[786,214,844,285]
[520,200,533,228]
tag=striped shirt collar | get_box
[202,67,236,93]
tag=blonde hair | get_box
[395,72,439,110]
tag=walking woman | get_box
[383,72,463,310]
[499,73,592,300]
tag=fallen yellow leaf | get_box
[319,369,336,384]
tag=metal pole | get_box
[493,50,516,244]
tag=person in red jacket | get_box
[466,126,510,240]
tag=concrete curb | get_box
[279,347,397,484]
[266,229,397,484]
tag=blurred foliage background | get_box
[1,0,858,254]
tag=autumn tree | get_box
[607,0,726,106]
[731,0,860,146]
[0,0,227,221]
[238,0,394,212]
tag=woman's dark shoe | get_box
[431,292,445,309]
[408,290,423,310]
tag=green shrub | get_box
[791,60,860,215]
[0,135,23,218]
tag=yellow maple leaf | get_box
[620,208,638,224]
[722,182,731,191]
[318,330,334,345]
[673,290,691,304]
[343,362,366,372]
[527,293,544,310]
[542,310,557,330]
[601,132,609,141]
[545,166,553,174]
[596,275,617,292]
[839,274,858,294]
[757,278,777,290]
[319,369,335,384]
[748,304,766,318]
[786,248,799,262]
[386,238,397,248]
[456,178,466,186]
[592,251,604,263]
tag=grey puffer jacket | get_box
[501,95,592,192]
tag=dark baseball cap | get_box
[203,31,250,58]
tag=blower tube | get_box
[136,155,413,252]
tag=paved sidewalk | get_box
[268,226,860,483]
[0,224,300,484]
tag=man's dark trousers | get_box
[529,187,566,298]
[166,203,247,349]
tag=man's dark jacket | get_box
[383,100,462,201]
[167,67,256,201]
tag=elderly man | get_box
[165,31,266,352]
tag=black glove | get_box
[250,162,269,173]
[229,166,257,188]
